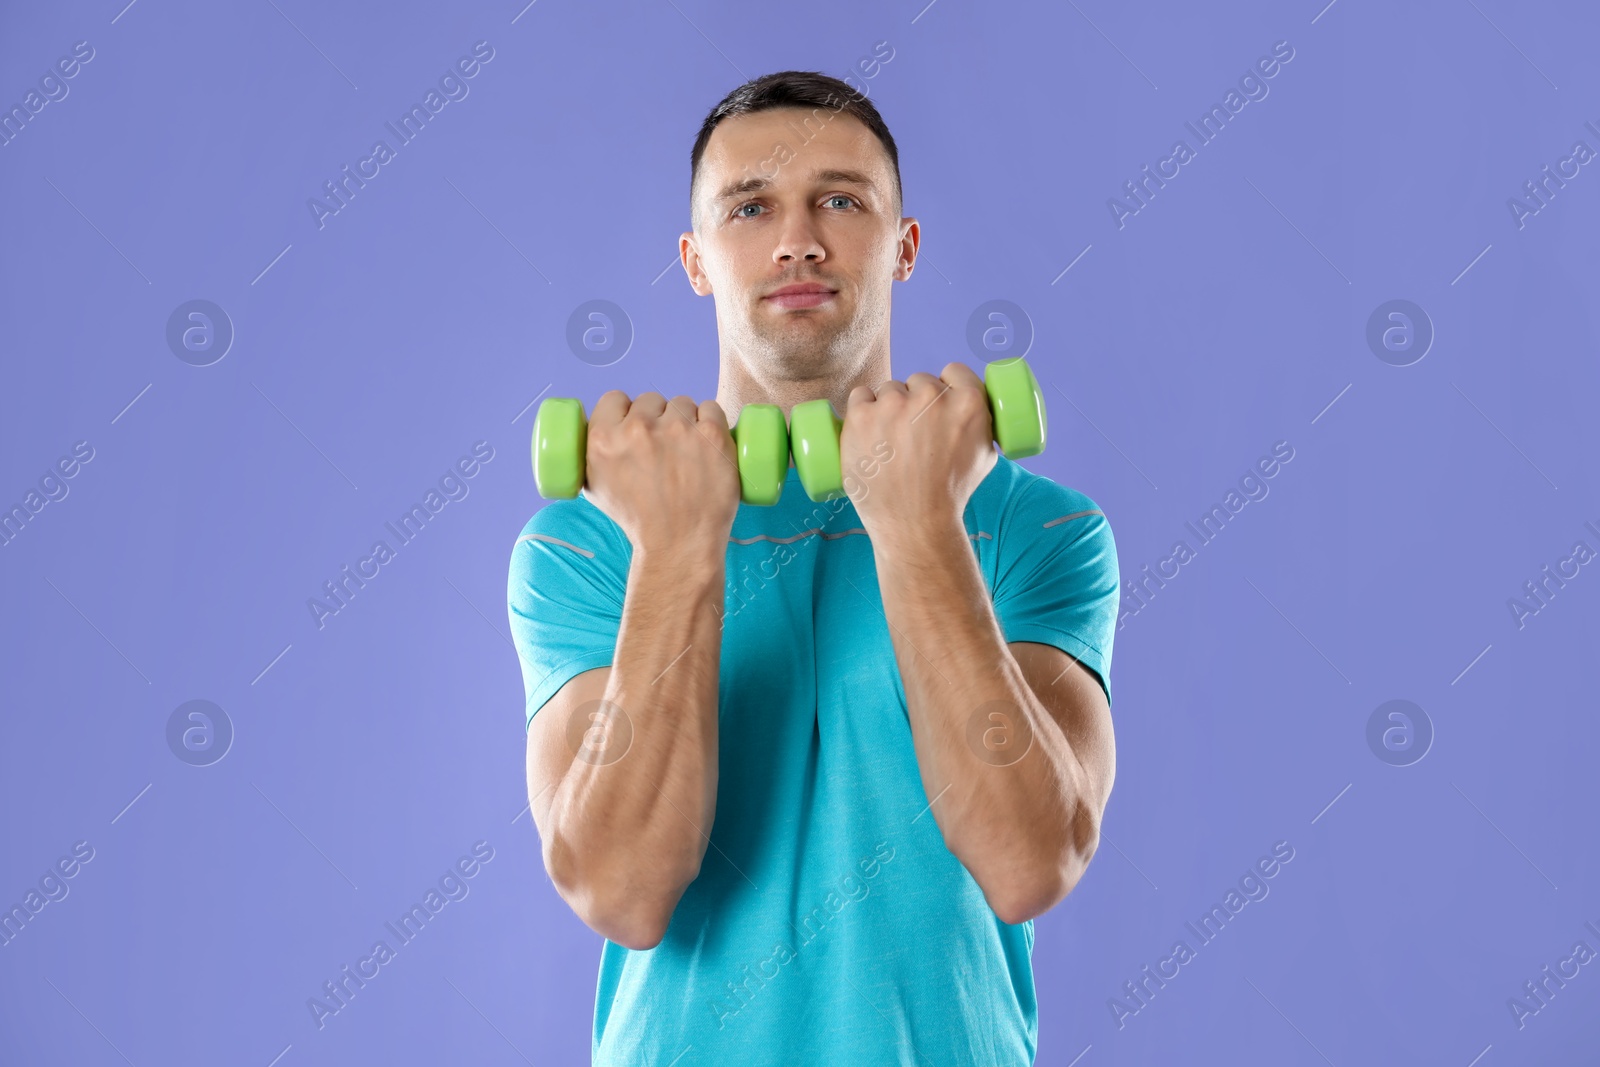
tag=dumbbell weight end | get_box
[985,356,1046,461]
[532,398,586,500]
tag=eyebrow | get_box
[713,167,878,204]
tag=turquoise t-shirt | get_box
[507,454,1119,1065]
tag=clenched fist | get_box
[581,391,741,560]
[839,362,998,549]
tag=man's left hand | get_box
[839,360,998,549]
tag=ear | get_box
[680,232,713,296]
[894,216,920,282]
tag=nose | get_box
[773,215,825,265]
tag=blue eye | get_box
[733,196,857,219]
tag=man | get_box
[507,70,1120,1065]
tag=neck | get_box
[715,344,892,440]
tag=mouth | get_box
[764,284,836,310]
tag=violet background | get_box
[1,0,1596,1063]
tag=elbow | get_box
[989,868,1068,927]
[988,814,1103,926]
[587,898,676,951]
[546,835,699,950]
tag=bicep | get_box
[1009,641,1115,813]
[525,665,612,848]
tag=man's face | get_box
[681,107,917,380]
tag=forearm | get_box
[547,546,723,935]
[872,520,1092,920]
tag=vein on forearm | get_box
[870,519,1085,886]
[555,556,724,891]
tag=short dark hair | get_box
[689,70,903,228]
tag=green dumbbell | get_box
[532,396,793,506]
[787,356,1046,503]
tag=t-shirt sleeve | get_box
[506,498,632,734]
[990,474,1120,706]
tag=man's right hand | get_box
[581,391,741,558]
[529,390,735,950]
